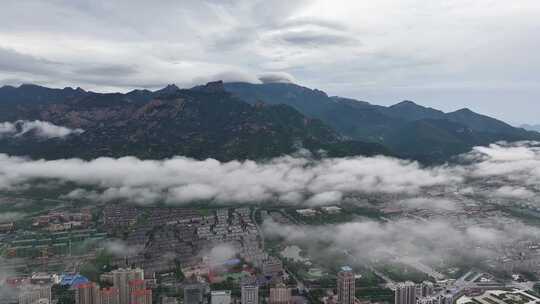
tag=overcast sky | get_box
[0,0,539,124]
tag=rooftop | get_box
[341,266,353,272]
[59,274,89,287]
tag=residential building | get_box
[416,281,434,298]
[18,284,52,304]
[128,279,146,303]
[161,297,178,304]
[75,282,99,304]
[184,283,207,304]
[262,256,283,277]
[417,297,438,304]
[439,293,453,304]
[395,281,416,304]
[211,291,231,304]
[99,287,120,304]
[241,284,259,304]
[130,289,152,304]
[337,266,355,304]
[110,268,144,304]
[269,283,291,304]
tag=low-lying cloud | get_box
[0,120,83,139]
[206,243,237,266]
[494,186,535,199]
[0,211,25,223]
[0,141,538,208]
[262,216,540,264]
[0,153,460,205]
[103,240,144,257]
[258,72,296,84]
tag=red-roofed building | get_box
[100,287,120,304]
[130,289,152,304]
[75,282,99,304]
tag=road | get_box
[251,207,265,251]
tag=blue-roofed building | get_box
[223,258,241,266]
[59,274,89,288]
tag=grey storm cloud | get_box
[0,47,60,75]
[276,30,358,46]
[73,64,139,77]
[258,72,296,84]
[0,0,538,123]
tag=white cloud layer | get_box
[0,153,461,205]
[494,186,535,199]
[103,240,143,257]
[262,215,540,264]
[206,243,237,266]
[0,141,538,207]
[0,120,83,139]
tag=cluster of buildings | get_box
[102,205,139,233]
[490,240,540,274]
[3,228,107,258]
[1,272,88,304]
[393,281,453,304]
[15,283,52,304]
[75,268,152,304]
[0,221,15,233]
[456,289,540,304]
[182,279,294,304]
[109,206,269,282]
[379,191,540,279]
[9,201,540,304]
[1,205,294,304]
[32,208,93,232]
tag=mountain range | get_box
[0,82,388,161]
[224,82,540,161]
[520,124,540,132]
[0,81,537,163]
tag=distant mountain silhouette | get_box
[519,124,540,132]
[224,82,540,162]
[1,81,537,163]
[0,82,389,161]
